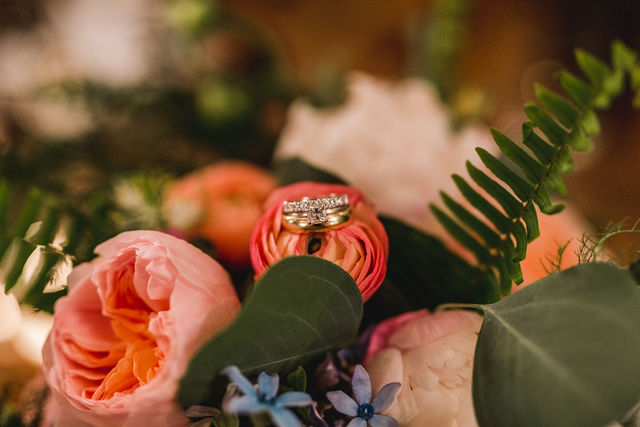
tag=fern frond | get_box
[431,41,638,298]
[0,180,81,310]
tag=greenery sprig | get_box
[0,179,81,311]
[430,41,639,297]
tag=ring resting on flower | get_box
[282,194,352,232]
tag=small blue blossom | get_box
[326,365,400,427]
[222,366,313,427]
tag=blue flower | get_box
[222,366,313,427]
[326,365,400,427]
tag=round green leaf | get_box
[473,263,640,426]
[178,255,363,408]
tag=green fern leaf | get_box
[431,41,639,300]
[556,70,595,107]
[491,129,546,182]
[534,84,579,128]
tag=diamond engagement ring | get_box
[282,194,352,232]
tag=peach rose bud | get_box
[365,309,483,427]
[250,182,388,301]
[42,230,241,427]
[164,162,277,266]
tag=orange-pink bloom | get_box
[164,162,277,266]
[514,206,590,290]
[42,230,241,426]
[365,309,483,427]
[250,182,388,301]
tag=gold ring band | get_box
[282,194,352,232]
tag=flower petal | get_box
[352,364,372,405]
[224,395,263,415]
[370,382,401,412]
[258,371,280,400]
[326,390,358,416]
[275,391,313,408]
[346,417,367,427]
[268,407,303,427]
[368,414,399,427]
[222,366,256,397]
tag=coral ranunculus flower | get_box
[365,309,483,427]
[42,231,241,427]
[164,162,277,266]
[250,182,388,301]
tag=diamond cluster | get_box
[283,194,349,215]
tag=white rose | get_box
[365,309,482,427]
[0,292,53,384]
[275,72,496,232]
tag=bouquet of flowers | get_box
[1,3,640,426]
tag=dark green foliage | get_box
[178,256,363,408]
[431,41,639,299]
[0,180,80,311]
[380,216,500,309]
[473,263,640,426]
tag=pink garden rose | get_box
[365,309,483,427]
[164,162,277,266]
[42,230,241,427]
[250,182,388,301]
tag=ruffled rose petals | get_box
[250,182,389,301]
[42,230,241,427]
[364,309,483,427]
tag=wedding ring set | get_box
[282,194,352,232]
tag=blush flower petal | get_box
[365,310,483,427]
[42,230,241,427]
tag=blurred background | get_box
[1,0,640,421]
[2,0,640,257]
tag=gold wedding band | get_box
[282,194,352,232]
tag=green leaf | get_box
[465,162,521,217]
[286,367,307,392]
[556,70,595,107]
[452,175,511,233]
[12,189,43,238]
[579,109,600,136]
[612,40,636,70]
[524,103,567,146]
[475,148,534,201]
[521,122,555,163]
[1,239,37,293]
[576,49,610,87]
[473,263,640,427]
[380,216,500,309]
[521,203,540,242]
[177,256,363,408]
[0,180,9,229]
[491,129,545,183]
[534,84,579,128]
[440,191,501,247]
[565,128,592,152]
